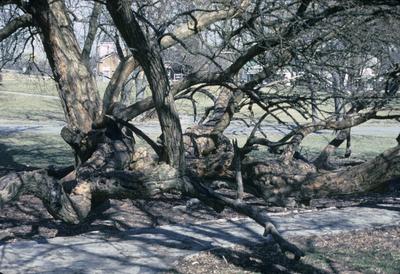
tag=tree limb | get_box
[102,56,138,115]
[160,0,251,49]
[281,111,400,163]
[82,2,102,60]
[0,0,18,6]
[0,14,32,42]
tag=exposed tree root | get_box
[0,116,398,260]
[187,179,305,259]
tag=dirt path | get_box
[1,205,399,274]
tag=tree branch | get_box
[0,14,32,42]
[102,56,138,115]
[0,0,18,6]
[82,2,102,60]
[280,111,400,163]
[160,0,251,49]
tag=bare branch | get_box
[0,14,32,42]
[102,56,138,115]
[82,2,102,60]
[281,111,400,163]
[160,0,251,49]
[0,0,18,6]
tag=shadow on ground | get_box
[0,131,74,171]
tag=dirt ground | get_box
[2,186,398,244]
[0,193,245,243]
[0,168,289,243]
[1,168,400,274]
[172,226,400,274]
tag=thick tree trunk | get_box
[28,0,101,133]
[106,0,185,171]
[243,145,400,205]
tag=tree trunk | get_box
[28,0,101,133]
[314,129,351,169]
[106,0,185,171]
[243,144,400,206]
[135,71,146,102]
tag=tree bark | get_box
[28,0,101,133]
[314,129,351,169]
[106,0,185,171]
[243,144,400,205]
[82,2,102,61]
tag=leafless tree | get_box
[1,0,400,258]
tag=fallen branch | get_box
[186,176,305,259]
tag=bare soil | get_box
[0,193,245,243]
[1,167,399,244]
[172,226,400,274]
[1,169,400,274]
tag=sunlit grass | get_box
[0,73,398,168]
[0,93,65,122]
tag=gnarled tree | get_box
[1,0,400,258]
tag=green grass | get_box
[0,132,73,168]
[0,93,65,122]
[1,74,58,96]
[0,73,398,169]
[301,133,397,160]
[0,72,110,97]
[234,130,397,161]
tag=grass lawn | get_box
[0,93,65,123]
[0,132,73,169]
[0,72,110,97]
[0,72,398,170]
[0,77,397,168]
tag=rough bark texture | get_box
[106,0,185,171]
[81,2,101,61]
[314,129,351,170]
[243,145,400,206]
[28,0,101,133]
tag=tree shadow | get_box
[172,237,331,274]
[0,210,330,274]
[0,133,73,171]
[0,143,34,172]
